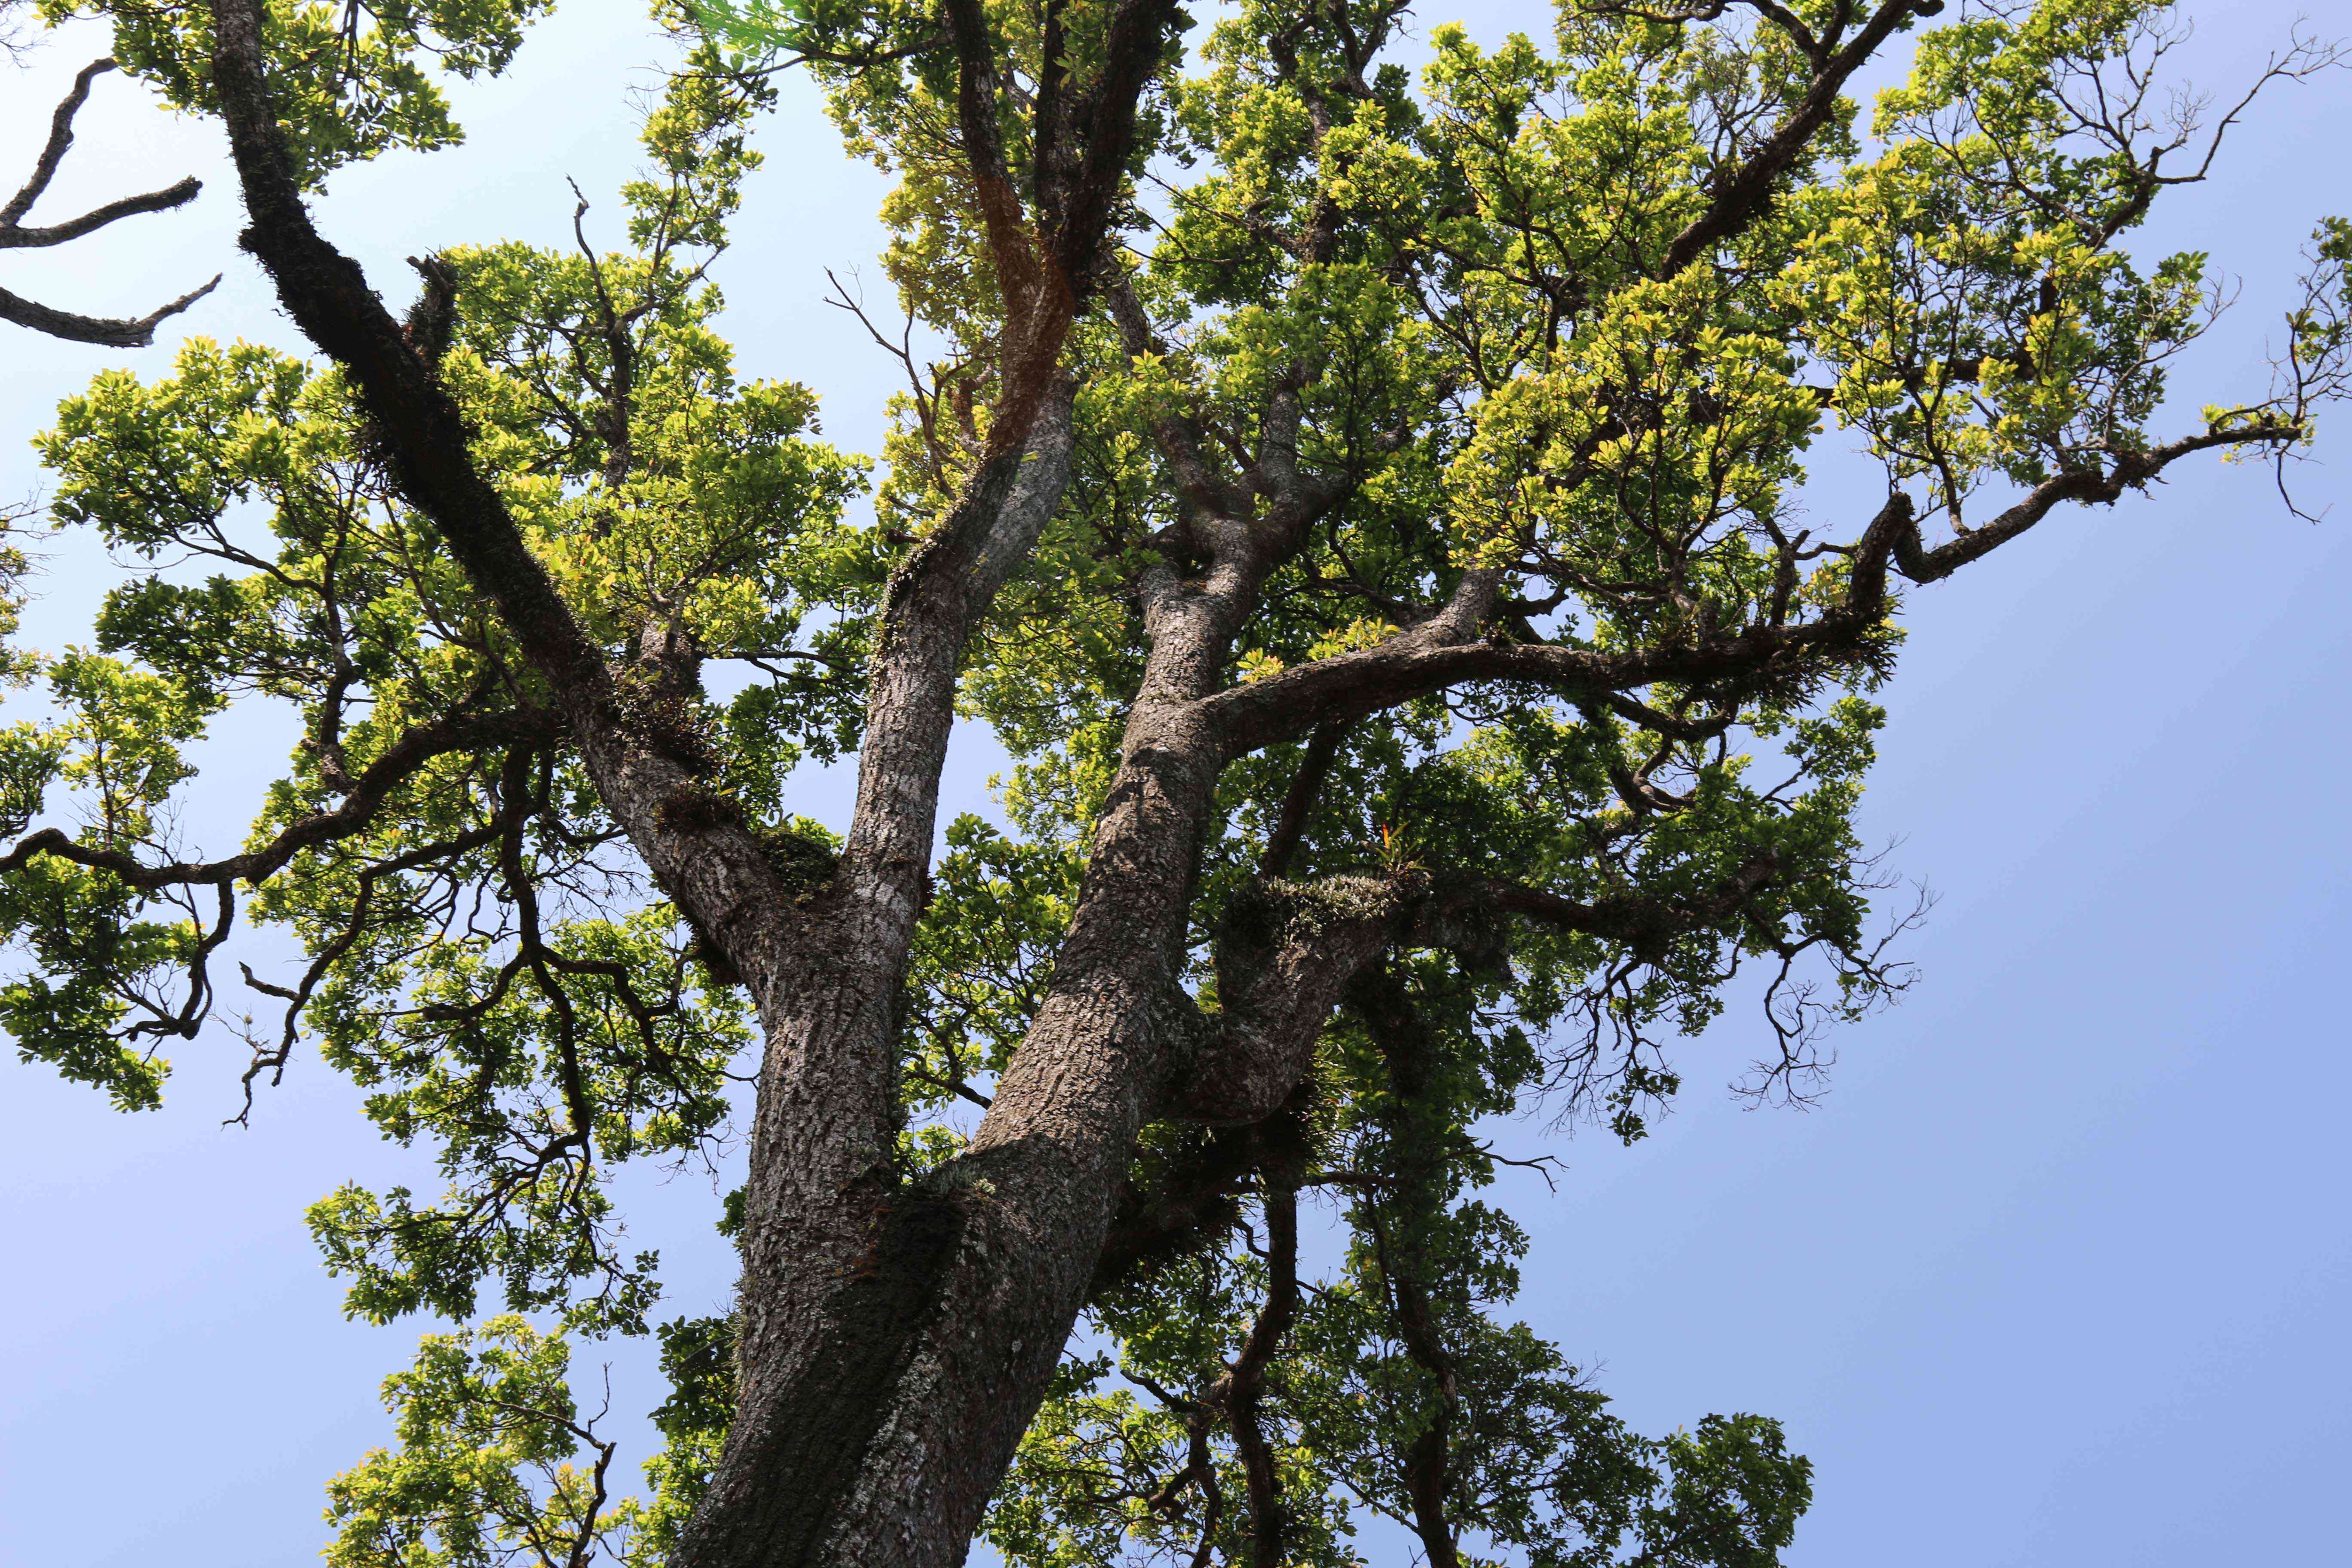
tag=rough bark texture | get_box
[182,0,2310,1560]
[203,2,1196,1559]
[697,393,1084,1566]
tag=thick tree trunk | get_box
[198,4,1379,1556]
[682,712,1235,1563]
[163,1,2318,1554]
[678,529,1305,1564]
[675,394,1094,1565]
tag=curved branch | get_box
[1221,1182,1298,1566]
[0,272,218,347]
[0,173,202,249]
[1196,598,1859,763]
[3,58,206,242]
[2,55,115,226]
[0,703,560,892]
[1166,873,1415,1124]
[1,57,215,345]
[1869,426,2302,588]
[1207,411,2305,761]
[203,0,824,1006]
[233,816,514,1119]
[1657,0,1949,279]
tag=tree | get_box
[3,0,2346,1564]
[0,5,217,344]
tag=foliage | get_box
[3,0,2346,1563]
[40,0,553,184]
[325,1317,631,1568]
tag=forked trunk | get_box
[679,690,1233,1565]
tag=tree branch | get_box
[1869,426,2302,587]
[0,57,215,345]
[0,703,560,891]
[0,273,218,347]
[1345,965,1462,1568]
[1203,408,2303,762]
[1461,856,1779,960]
[1165,873,1416,1124]
[1258,722,1344,877]
[1221,1181,1298,1567]
[1657,0,1948,279]
[204,0,812,1001]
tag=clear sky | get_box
[3,4,2348,1566]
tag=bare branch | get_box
[0,272,218,347]
[0,57,216,345]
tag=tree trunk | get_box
[674,509,1317,1563]
[197,3,1406,1556]
[682,672,1239,1563]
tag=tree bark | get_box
[192,1,2290,1560]
[683,393,1086,1565]
[1,57,216,346]
[694,501,1339,1562]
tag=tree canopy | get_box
[4,1,2347,1565]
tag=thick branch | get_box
[1205,413,2298,760]
[205,0,805,1004]
[0,273,217,347]
[208,2,606,702]
[1105,273,1246,525]
[1258,722,1343,877]
[1871,427,2300,588]
[1046,0,1179,288]
[1195,600,1854,762]
[942,0,1178,453]
[940,0,1043,334]
[1658,0,1946,279]
[0,174,202,249]
[1167,874,1414,1124]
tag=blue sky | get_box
[3,4,2349,1565]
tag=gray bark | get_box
[188,0,2294,1559]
